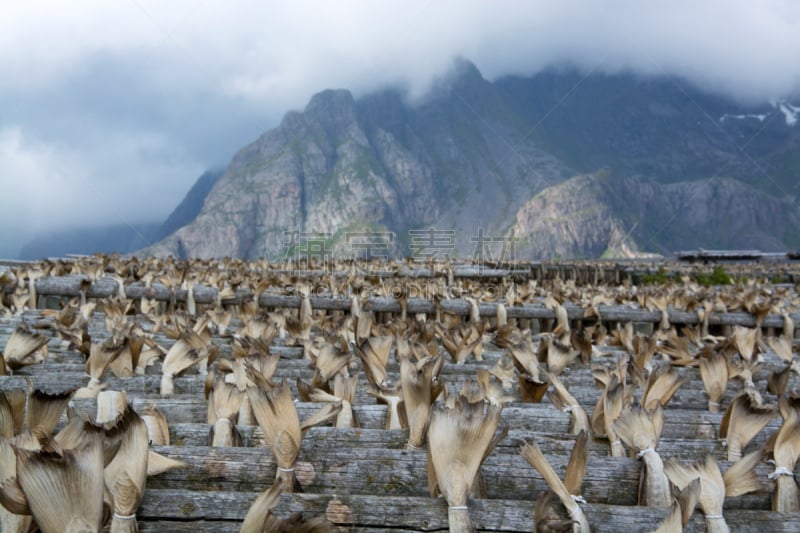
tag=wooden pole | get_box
[0,275,793,330]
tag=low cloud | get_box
[0,127,203,256]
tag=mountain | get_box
[495,73,800,196]
[153,169,223,243]
[508,172,800,259]
[144,59,800,260]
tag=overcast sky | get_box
[2,0,800,257]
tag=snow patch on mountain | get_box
[778,101,799,126]
[721,100,800,126]
[720,113,768,123]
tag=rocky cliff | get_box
[153,169,223,244]
[509,173,800,259]
[144,60,800,260]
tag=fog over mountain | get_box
[142,62,800,260]
[2,1,800,258]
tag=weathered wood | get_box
[6,352,777,423]
[0,374,204,395]
[137,521,242,533]
[2,337,781,420]
[62,396,778,445]
[6,363,789,414]
[12,275,798,328]
[3,322,791,413]
[157,424,725,460]
[148,445,773,509]
[3,331,793,407]
[676,250,790,263]
[138,523,422,533]
[6,257,800,297]
[0,259,41,268]
[136,490,800,532]
[137,490,537,531]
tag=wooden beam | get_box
[147,446,772,509]
[4,362,787,413]
[65,397,777,443]
[8,275,796,329]
[156,424,726,459]
[136,489,800,532]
